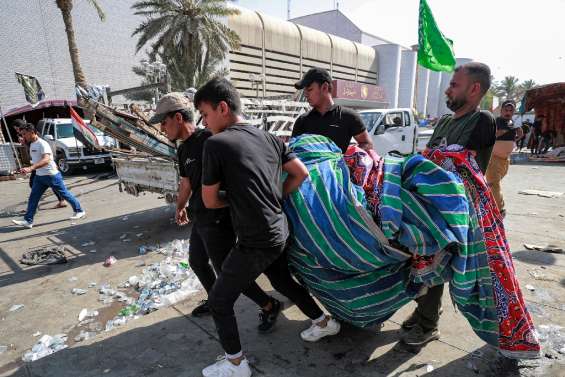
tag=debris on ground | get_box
[0,345,7,354]
[68,276,78,283]
[518,190,564,198]
[81,241,95,247]
[22,334,67,362]
[103,256,117,267]
[525,284,536,291]
[88,249,97,253]
[523,243,564,254]
[20,246,67,265]
[71,288,87,295]
[528,268,559,282]
[9,304,24,312]
[32,332,41,337]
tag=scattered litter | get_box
[70,222,76,225]
[523,243,564,254]
[122,238,132,243]
[120,234,127,240]
[20,246,67,266]
[22,334,67,362]
[525,284,536,292]
[518,190,564,198]
[81,241,95,247]
[135,261,146,267]
[138,246,147,255]
[78,309,98,322]
[528,268,558,282]
[0,345,7,354]
[78,308,88,321]
[129,276,139,286]
[133,225,140,229]
[9,304,24,312]
[103,256,117,267]
[426,364,434,372]
[71,288,87,295]
[68,276,78,283]
[88,282,97,288]
[136,233,144,238]
[74,330,96,343]
[536,324,565,356]
[88,249,97,254]
[32,332,41,337]
[122,216,129,221]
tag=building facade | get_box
[0,3,468,116]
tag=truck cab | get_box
[37,118,116,174]
[359,108,418,156]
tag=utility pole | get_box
[287,0,291,20]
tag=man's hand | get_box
[176,207,189,226]
[18,167,32,174]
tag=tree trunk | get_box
[57,0,88,88]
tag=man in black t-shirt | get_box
[150,93,277,327]
[292,67,373,153]
[195,78,340,377]
[403,62,496,349]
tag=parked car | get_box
[358,108,418,156]
[37,118,116,174]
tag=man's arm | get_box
[202,183,229,208]
[175,177,191,225]
[282,158,308,197]
[21,153,50,174]
[353,131,374,151]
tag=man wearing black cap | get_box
[485,99,523,217]
[292,67,373,153]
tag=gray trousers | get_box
[415,284,444,330]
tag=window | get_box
[56,123,75,139]
[46,123,55,137]
[359,112,383,134]
[403,111,411,127]
[384,112,403,127]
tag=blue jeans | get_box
[24,173,83,223]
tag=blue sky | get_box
[236,0,565,85]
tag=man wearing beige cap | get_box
[150,93,283,328]
[485,99,523,217]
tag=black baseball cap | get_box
[294,67,332,90]
[501,99,516,109]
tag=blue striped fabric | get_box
[285,135,498,345]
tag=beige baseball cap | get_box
[149,92,192,124]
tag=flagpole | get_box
[0,103,23,171]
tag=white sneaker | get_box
[202,356,252,377]
[12,219,33,229]
[69,211,86,220]
[300,318,341,342]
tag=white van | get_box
[358,108,418,156]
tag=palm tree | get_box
[55,0,106,88]
[131,0,240,88]
[519,79,537,94]
[493,76,520,101]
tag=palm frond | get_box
[85,0,106,21]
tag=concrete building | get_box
[0,3,470,116]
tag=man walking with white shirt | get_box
[12,123,85,229]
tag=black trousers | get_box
[415,284,444,330]
[208,242,324,355]
[30,171,63,202]
[189,217,271,308]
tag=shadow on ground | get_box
[0,205,188,289]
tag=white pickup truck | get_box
[37,118,117,174]
[358,108,419,156]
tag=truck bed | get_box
[113,157,179,203]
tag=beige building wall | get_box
[227,7,378,98]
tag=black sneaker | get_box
[258,298,283,333]
[191,300,211,317]
[401,310,420,330]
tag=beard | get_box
[446,96,466,112]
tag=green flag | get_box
[418,0,456,72]
[15,72,45,105]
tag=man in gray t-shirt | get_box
[12,123,86,229]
